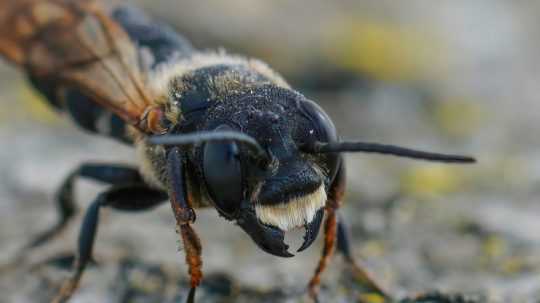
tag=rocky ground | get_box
[1,1,540,302]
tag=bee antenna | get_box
[148,131,271,167]
[302,141,476,164]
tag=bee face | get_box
[143,78,473,258]
[191,86,341,256]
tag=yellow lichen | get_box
[400,165,463,199]
[323,18,446,82]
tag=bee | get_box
[0,1,475,302]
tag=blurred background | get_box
[1,0,540,302]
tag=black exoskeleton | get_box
[0,2,476,303]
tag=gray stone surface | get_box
[1,1,540,302]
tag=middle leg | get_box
[52,184,167,303]
[24,163,144,250]
[0,164,147,273]
[336,213,390,298]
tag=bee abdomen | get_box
[112,5,195,69]
[63,89,132,144]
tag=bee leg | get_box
[308,159,391,302]
[23,163,143,251]
[52,184,167,303]
[307,158,346,302]
[0,164,146,274]
[308,208,337,303]
[167,147,202,303]
[336,213,392,300]
[178,224,202,303]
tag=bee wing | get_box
[0,0,158,130]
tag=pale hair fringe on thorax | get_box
[147,49,290,104]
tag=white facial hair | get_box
[255,185,326,231]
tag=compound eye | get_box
[300,99,338,143]
[203,125,243,215]
[299,99,340,181]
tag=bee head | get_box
[148,86,475,258]
[197,89,341,257]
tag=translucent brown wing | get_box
[0,0,161,132]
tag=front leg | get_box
[308,207,337,302]
[308,159,391,302]
[166,147,202,303]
